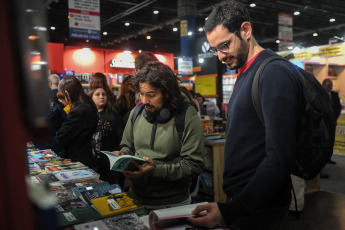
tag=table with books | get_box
[26,143,217,230]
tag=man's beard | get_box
[224,39,249,70]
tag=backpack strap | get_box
[174,102,190,140]
[131,103,145,126]
[252,55,287,124]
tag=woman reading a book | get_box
[88,86,124,184]
[114,62,205,210]
[56,75,98,170]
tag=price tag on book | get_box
[75,183,83,187]
[107,199,121,210]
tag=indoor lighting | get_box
[50,26,55,30]
[188,32,193,36]
[198,58,204,63]
[33,26,47,31]
[294,11,300,16]
[153,10,159,14]
[250,3,256,7]
[288,46,294,50]
[293,47,301,52]
[124,50,132,54]
[330,18,336,22]
[198,27,203,32]
[313,33,318,37]
[276,40,280,43]
[146,35,151,40]
[28,35,40,40]
[86,40,89,42]
[103,32,108,35]
[139,50,142,53]
[173,27,178,31]
[125,22,130,26]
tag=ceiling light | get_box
[198,58,204,63]
[103,32,108,35]
[330,18,336,22]
[250,3,256,7]
[50,26,55,30]
[146,35,151,40]
[198,27,203,32]
[313,33,318,36]
[288,46,293,50]
[153,10,159,14]
[33,26,47,31]
[173,27,178,32]
[276,40,280,43]
[294,11,300,16]
[188,32,193,36]
[139,50,142,53]
[125,22,130,26]
[205,17,208,21]
[28,35,40,40]
[86,40,89,42]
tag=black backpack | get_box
[131,102,191,140]
[252,55,337,180]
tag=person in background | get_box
[89,86,124,184]
[114,61,204,210]
[115,75,136,124]
[48,74,60,106]
[57,75,98,170]
[90,72,117,107]
[179,86,199,112]
[188,1,303,229]
[195,92,220,119]
[134,52,159,74]
[322,79,342,166]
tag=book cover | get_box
[71,181,110,198]
[92,192,144,218]
[28,149,61,163]
[57,206,102,228]
[148,202,208,230]
[30,169,49,176]
[49,178,103,191]
[53,169,100,182]
[73,220,110,230]
[45,162,89,173]
[30,174,59,184]
[29,163,42,172]
[35,159,72,168]
[51,189,78,203]
[55,198,88,212]
[79,184,123,206]
[101,151,146,172]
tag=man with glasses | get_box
[188,0,301,229]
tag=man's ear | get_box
[240,21,252,41]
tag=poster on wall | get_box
[68,0,101,40]
[178,57,193,75]
[333,114,345,155]
[195,75,217,97]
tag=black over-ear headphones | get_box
[143,107,173,124]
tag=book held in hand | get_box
[148,202,208,230]
[100,151,146,172]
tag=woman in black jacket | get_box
[56,75,98,169]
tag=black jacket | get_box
[57,102,98,168]
[331,91,342,119]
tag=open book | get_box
[148,202,208,230]
[100,151,146,172]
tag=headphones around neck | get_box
[143,107,173,123]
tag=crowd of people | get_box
[38,0,342,229]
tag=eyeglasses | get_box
[208,31,237,56]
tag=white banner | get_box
[278,13,293,51]
[68,0,100,40]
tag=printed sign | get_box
[178,57,193,75]
[68,0,101,40]
[278,13,293,51]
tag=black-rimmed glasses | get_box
[208,31,237,56]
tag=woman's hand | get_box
[123,156,155,179]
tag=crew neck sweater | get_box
[218,49,303,225]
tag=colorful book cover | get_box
[30,169,49,176]
[28,149,61,163]
[73,220,110,230]
[55,198,88,212]
[53,169,100,182]
[102,213,149,230]
[29,163,42,172]
[57,206,102,228]
[35,159,72,168]
[101,151,146,172]
[30,174,59,184]
[51,189,78,203]
[92,192,144,218]
[79,184,123,206]
[49,178,103,191]
[71,181,110,198]
[45,162,89,173]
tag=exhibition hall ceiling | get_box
[46,0,345,56]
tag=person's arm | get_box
[118,108,135,156]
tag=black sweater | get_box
[218,49,302,225]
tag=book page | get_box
[151,202,208,220]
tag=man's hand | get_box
[187,202,224,228]
[112,151,124,156]
[123,156,155,179]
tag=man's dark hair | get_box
[135,52,159,72]
[133,61,183,110]
[204,0,252,37]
